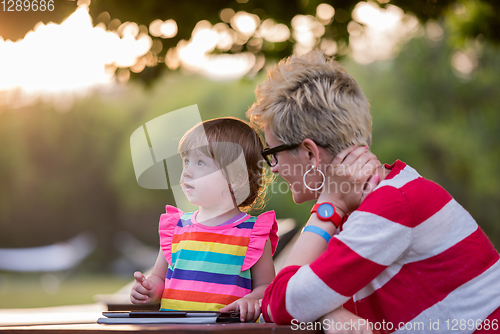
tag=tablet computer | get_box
[98,311,241,324]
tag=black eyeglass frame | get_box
[261,143,301,167]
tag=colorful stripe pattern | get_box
[160,214,257,311]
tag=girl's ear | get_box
[301,139,320,167]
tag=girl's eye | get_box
[184,159,189,166]
[198,160,205,166]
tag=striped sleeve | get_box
[261,265,300,324]
[282,186,413,323]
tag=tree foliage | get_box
[1,0,499,271]
[1,0,499,84]
[1,27,500,268]
[89,0,500,83]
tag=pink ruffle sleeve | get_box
[241,210,278,271]
[158,205,184,267]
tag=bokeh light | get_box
[258,19,290,43]
[0,0,463,105]
[149,19,178,39]
[173,20,257,80]
[292,14,325,55]
[350,1,419,64]
[316,3,335,24]
[0,5,152,107]
[161,20,178,39]
[231,11,260,36]
[426,20,444,42]
[451,50,478,78]
[220,8,235,23]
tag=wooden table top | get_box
[0,322,321,334]
[0,304,321,333]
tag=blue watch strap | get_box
[302,225,332,243]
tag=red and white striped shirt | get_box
[263,160,500,333]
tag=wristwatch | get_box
[311,202,342,228]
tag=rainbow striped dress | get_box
[158,205,278,312]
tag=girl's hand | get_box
[318,146,381,215]
[220,297,261,322]
[130,271,160,304]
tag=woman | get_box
[247,51,500,334]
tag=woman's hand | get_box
[319,146,381,215]
[321,307,373,334]
[220,297,262,322]
[130,271,163,305]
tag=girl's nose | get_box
[182,166,192,179]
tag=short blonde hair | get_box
[247,50,372,156]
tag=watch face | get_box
[318,203,334,219]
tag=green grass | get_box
[0,273,131,309]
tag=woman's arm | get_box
[263,148,401,325]
[282,146,380,268]
[263,189,412,324]
[281,214,336,268]
[220,240,275,322]
[321,308,374,334]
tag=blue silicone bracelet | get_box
[302,225,332,243]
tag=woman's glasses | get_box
[261,143,301,167]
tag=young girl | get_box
[130,117,277,322]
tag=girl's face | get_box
[180,149,234,208]
[264,126,320,204]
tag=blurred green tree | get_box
[89,0,500,83]
[1,1,499,270]
[348,29,500,245]
[1,0,499,84]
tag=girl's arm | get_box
[130,249,167,305]
[220,239,275,322]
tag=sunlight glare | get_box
[174,20,256,80]
[150,19,178,39]
[161,20,178,39]
[316,4,335,24]
[258,19,290,43]
[320,39,337,56]
[199,53,256,80]
[350,1,419,64]
[118,22,139,38]
[426,20,444,42]
[353,2,401,30]
[292,15,325,55]
[0,6,152,105]
[451,50,478,78]
[214,23,234,51]
[231,12,259,36]
[220,8,235,23]
[149,19,163,37]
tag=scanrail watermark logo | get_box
[291,318,499,332]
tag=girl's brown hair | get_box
[179,117,270,212]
